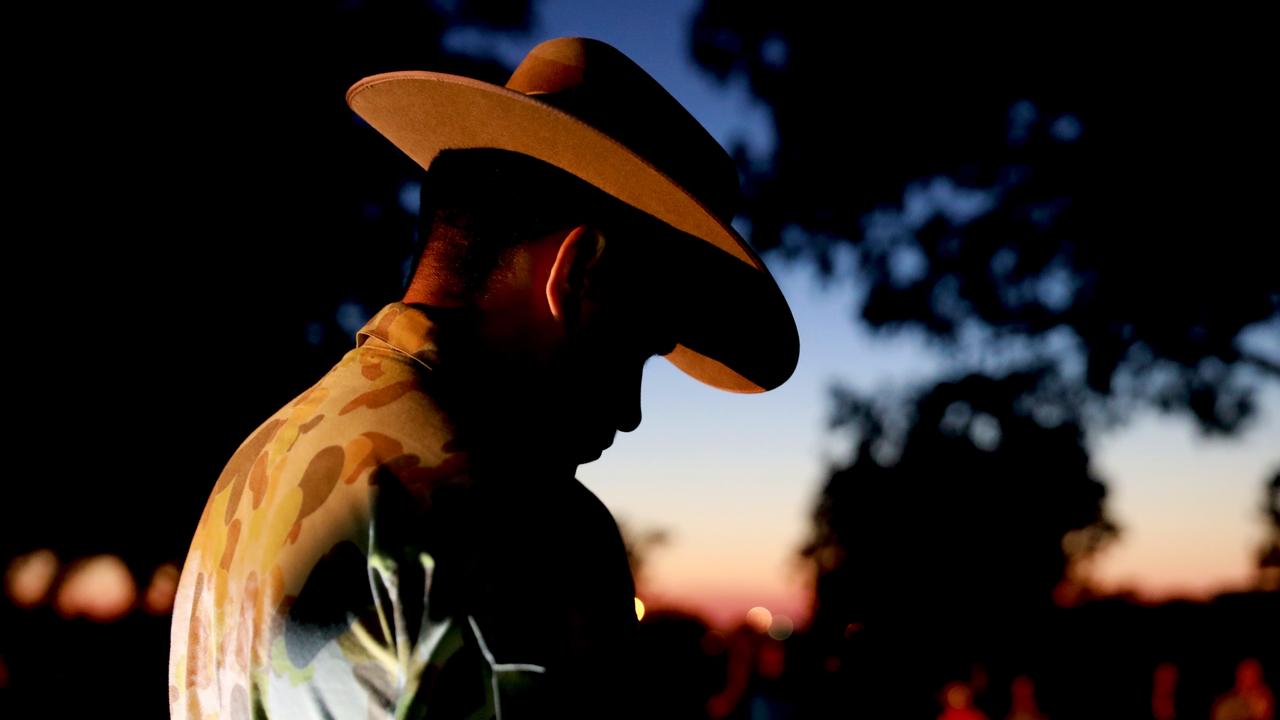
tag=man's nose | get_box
[615,365,644,433]
[617,405,641,434]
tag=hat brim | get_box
[346,70,799,393]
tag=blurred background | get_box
[3,3,1276,718]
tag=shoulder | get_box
[172,345,478,718]
[561,478,635,592]
[566,479,627,548]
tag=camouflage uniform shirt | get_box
[168,300,640,719]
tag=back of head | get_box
[405,148,663,307]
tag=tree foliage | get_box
[689,8,1278,434]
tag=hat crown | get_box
[505,37,741,225]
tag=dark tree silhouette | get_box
[685,13,1278,712]
[1268,470,1280,532]
[688,8,1278,435]
[799,365,1116,715]
[1261,469,1280,590]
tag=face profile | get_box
[541,226,676,466]
[571,308,674,465]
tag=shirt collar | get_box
[354,301,446,373]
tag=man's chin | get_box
[577,444,605,465]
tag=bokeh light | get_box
[745,606,772,633]
[53,554,136,622]
[767,614,794,640]
[4,548,59,608]
[144,562,180,615]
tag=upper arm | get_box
[263,461,551,719]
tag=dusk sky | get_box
[437,0,1280,631]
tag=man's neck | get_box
[401,300,574,476]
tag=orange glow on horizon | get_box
[636,582,811,632]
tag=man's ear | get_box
[546,224,607,327]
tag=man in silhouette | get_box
[169,37,798,719]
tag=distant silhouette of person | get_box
[741,636,795,720]
[1151,662,1179,720]
[939,681,990,720]
[1212,659,1275,720]
[706,628,796,720]
[167,36,799,720]
[1005,675,1046,720]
